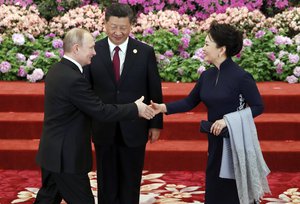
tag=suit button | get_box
[117,91,120,94]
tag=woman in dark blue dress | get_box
[152,22,264,203]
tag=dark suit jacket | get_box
[36,58,138,174]
[86,37,163,147]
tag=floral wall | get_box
[0,0,299,83]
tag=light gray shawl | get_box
[222,107,271,204]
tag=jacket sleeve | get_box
[239,72,264,117]
[69,76,138,122]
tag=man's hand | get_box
[210,119,227,136]
[135,96,155,120]
[148,128,160,143]
[150,100,167,114]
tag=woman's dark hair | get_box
[105,3,134,24]
[208,21,243,57]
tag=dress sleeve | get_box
[166,76,203,114]
[239,72,264,117]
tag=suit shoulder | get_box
[130,37,153,51]
[95,38,107,47]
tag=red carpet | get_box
[0,170,299,204]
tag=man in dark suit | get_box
[85,3,163,204]
[34,28,155,204]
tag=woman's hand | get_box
[210,119,227,136]
[150,100,167,114]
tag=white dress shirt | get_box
[107,38,129,76]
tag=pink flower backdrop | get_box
[0,1,299,83]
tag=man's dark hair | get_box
[105,3,134,24]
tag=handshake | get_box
[134,96,167,120]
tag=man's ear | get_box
[72,43,79,55]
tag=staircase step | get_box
[162,112,300,140]
[0,112,43,139]
[0,139,299,171]
[1,112,298,140]
[0,82,300,113]
[162,82,300,113]
[0,81,44,112]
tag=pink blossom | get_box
[275,36,292,45]
[164,50,174,58]
[182,28,192,35]
[193,48,205,61]
[92,30,100,38]
[16,53,26,62]
[276,62,284,74]
[267,52,276,61]
[181,37,190,49]
[12,33,25,45]
[26,60,33,67]
[180,51,189,59]
[45,51,55,58]
[29,55,38,61]
[58,49,64,58]
[57,6,65,12]
[275,0,289,9]
[169,28,179,36]
[0,36,2,44]
[286,75,298,84]
[26,33,35,42]
[52,39,63,49]
[243,39,252,47]
[0,61,11,73]
[255,30,265,38]
[17,66,27,77]
[45,33,56,38]
[293,67,300,77]
[278,51,288,59]
[288,54,299,64]
[26,68,44,83]
[143,28,154,36]
[268,27,278,34]
[197,66,206,74]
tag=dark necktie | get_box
[113,46,120,82]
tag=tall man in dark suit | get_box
[85,3,163,204]
[34,28,155,204]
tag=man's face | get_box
[105,16,131,45]
[77,34,96,66]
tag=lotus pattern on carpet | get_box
[0,170,299,204]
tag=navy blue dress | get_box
[166,58,264,204]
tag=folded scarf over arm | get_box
[222,107,271,204]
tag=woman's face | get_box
[203,34,223,64]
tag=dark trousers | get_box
[95,127,146,204]
[34,168,94,204]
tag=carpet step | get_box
[0,139,299,171]
[0,112,299,141]
[0,82,300,113]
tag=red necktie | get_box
[113,46,120,82]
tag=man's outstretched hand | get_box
[134,96,156,120]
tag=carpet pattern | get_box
[0,170,299,204]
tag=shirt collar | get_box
[107,37,129,54]
[63,55,83,73]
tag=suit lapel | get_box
[119,37,137,85]
[97,38,116,83]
